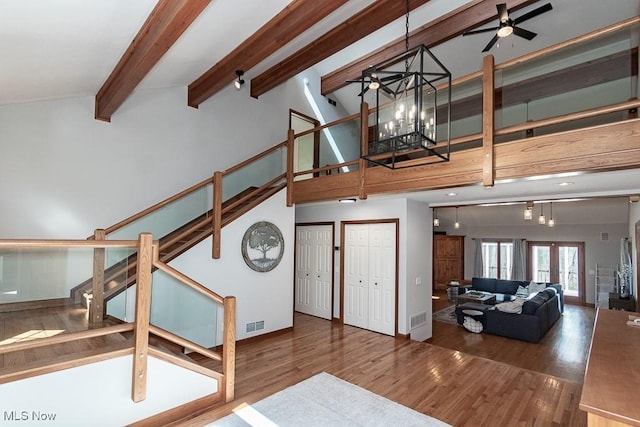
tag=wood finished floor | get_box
[181,296,594,426]
[1,293,595,426]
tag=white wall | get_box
[406,199,433,341]
[0,355,216,426]
[439,221,629,304]
[168,190,294,342]
[295,197,433,338]
[0,80,309,239]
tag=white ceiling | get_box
[1,0,637,106]
[1,0,638,223]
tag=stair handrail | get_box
[211,141,288,259]
[92,176,214,239]
[221,141,287,176]
[0,234,237,404]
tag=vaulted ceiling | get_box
[0,0,638,121]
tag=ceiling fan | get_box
[463,3,553,52]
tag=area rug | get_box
[207,372,450,426]
[432,305,458,325]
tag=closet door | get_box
[344,222,396,336]
[295,225,332,320]
[344,224,369,329]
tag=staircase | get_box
[0,141,289,424]
[70,181,285,304]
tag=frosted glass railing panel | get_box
[0,247,132,344]
[104,247,136,322]
[447,77,482,140]
[108,184,212,240]
[318,117,360,173]
[150,269,219,348]
[0,248,93,305]
[495,23,638,133]
[222,146,285,200]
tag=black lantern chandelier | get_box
[357,0,452,169]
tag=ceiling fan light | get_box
[497,25,513,38]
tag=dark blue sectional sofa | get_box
[455,277,564,343]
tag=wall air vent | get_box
[601,232,609,241]
[410,311,428,329]
[246,322,256,333]
[255,321,264,330]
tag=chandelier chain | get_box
[405,0,410,71]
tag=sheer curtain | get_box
[473,238,483,277]
[512,238,526,280]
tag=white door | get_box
[344,224,369,329]
[295,225,332,320]
[344,222,396,336]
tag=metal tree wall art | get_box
[241,221,284,272]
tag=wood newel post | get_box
[482,54,495,188]
[132,232,153,403]
[359,102,369,200]
[286,129,295,207]
[222,296,236,403]
[212,171,223,259]
[90,229,106,324]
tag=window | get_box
[481,241,513,279]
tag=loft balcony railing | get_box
[289,16,640,203]
[0,234,236,405]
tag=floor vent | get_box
[410,311,428,329]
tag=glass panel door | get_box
[528,242,584,304]
[558,245,579,297]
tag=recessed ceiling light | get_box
[558,182,574,186]
[446,192,457,197]
[339,198,356,204]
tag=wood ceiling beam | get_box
[320,0,540,96]
[95,0,211,122]
[249,0,432,99]
[188,0,348,108]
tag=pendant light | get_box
[538,203,546,225]
[523,201,533,220]
[548,202,555,227]
[433,208,440,227]
[454,207,460,229]
[356,0,451,169]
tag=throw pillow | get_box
[528,281,547,294]
[495,298,526,314]
[515,285,530,298]
[463,316,483,333]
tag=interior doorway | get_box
[290,110,320,181]
[528,241,585,305]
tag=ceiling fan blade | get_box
[513,26,537,40]
[497,3,509,22]
[463,26,499,36]
[514,3,553,25]
[482,34,500,52]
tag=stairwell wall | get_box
[168,190,294,343]
[0,80,310,239]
